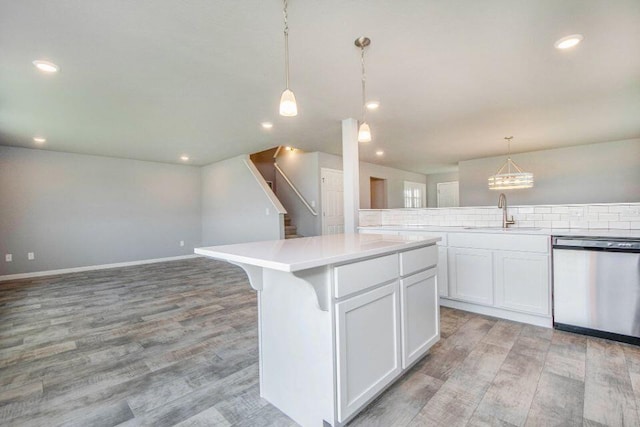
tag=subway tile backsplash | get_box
[359,203,640,230]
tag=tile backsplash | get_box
[359,203,640,230]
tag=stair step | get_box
[285,225,297,235]
[285,234,303,239]
[284,218,292,226]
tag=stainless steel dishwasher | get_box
[553,236,640,344]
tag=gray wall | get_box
[316,152,427,209]
[459,138,640,206]
[426,171,459,207]
[0,146,201,276]
[275,151,320,237]
[274,151,427,237]
[201,155,282,245]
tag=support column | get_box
[342,118,359,234]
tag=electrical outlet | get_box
[27,252,35,260]
[180,240,185,247]
[311,200,316,208]
[5,254,12,262]
[265,208,270,216]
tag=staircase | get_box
[284,214,303,239]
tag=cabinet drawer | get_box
[334,254,399,298]
[448,232,549,253]
[399,245,438,276]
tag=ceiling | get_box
[1,0,639,174]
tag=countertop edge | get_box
[195,236,441,272]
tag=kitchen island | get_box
[195,233,441,426]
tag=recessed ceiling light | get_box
[32,60,59,73]
[285,146,294,151]
[366,101,380,110]
[376,150,384,156]
[554,34,584,50]
[261,122,273,129]
[180,155,190,161]
[33,136,46,144]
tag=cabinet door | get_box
[437,246,449,297]
[335,282,401,422]
[401,268,439,368]
[494,251,550,315]
[448,247,493,305]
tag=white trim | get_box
[439,297,552,328]
[274,163,318,216]
[0,254,200,282]
[243,156,287,215]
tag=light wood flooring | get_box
[2,258,640,426]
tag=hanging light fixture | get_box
[279,0,297,117]
[488,136,534,190]
[355,37,372,142]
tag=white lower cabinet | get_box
[494,251,550,315]
[335,282,402,422]
[437,246,448,297]
[400,268,439,368]
[448,247,494,305]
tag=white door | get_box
[400,268,439,368]
[335,282,401,422]
[321,168,344,235]
[494,251,550,315]
[437,181,459,207]
[448,247,494,305]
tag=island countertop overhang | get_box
[195,233,441,272]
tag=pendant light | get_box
[279,0,297,117]
[355,37,372,142]
[488,136,534,190]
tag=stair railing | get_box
[274,163,318,216]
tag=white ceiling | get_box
[1,0,639,174]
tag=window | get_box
[403,181,426,208]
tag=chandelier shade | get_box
[358,122,372,143]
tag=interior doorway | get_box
[437,181,460,207]
[320,168,344,235]
[370,177,387,209]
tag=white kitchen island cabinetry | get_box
[195,233,440,427]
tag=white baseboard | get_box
[440,297,553,328]
[0,254,201,282]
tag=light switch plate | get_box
[5,254,12,262]
[27,252,35,260]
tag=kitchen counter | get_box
[195,232,440,272]
[195,233,441,426]
[358,225,640,239]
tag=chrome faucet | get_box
[498,193,516,228]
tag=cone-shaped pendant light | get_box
[279,0,297,117]
[488,137,534,190]
[355,37,372,142]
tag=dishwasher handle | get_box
[553,236,640,252]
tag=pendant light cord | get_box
[283,0,290,89]
[361,46,367,121]
[505,136,513,174]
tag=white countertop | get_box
[358,225,640,239]
[195,233,441,272]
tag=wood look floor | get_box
[2,258,640,426]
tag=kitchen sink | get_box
[463,226,542,231]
